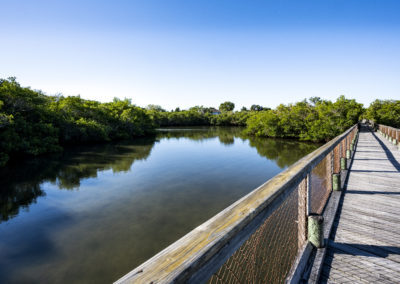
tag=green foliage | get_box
[149,103,249,127]
[250,104,264,111]
[309,97,322,105]
[210,111,250,126]
[151,96,365,142]
[146,104,166,112]
[4,77,392,166]
[0,78,155,166]
[246,96,364,142]
[219,101,235,112]
[152,109,210,126]
[151,108,250,127]
[0,78,61,166]
[364,100,400,128]
[246,110,282,137]
[301,96,363,141]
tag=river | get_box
[0,127,320,283]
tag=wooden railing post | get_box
[327,150,333,192]
[393,129,398,145]
[379,124,400,149]
[298,177,308,250]
[306,173,311,216]
[397,130,400,149]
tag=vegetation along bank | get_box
[1,77,399,166]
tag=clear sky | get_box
[1,0,399,110]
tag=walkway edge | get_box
[285,242,314,283]
[306,134,358,283]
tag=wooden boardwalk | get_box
[320,128,400,283]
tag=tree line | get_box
[364,99,400,128]
[246,97,400,141]
[246,96,363,141]
[0,78,154,166]
[1,77,399,166]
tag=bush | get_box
[365,99,400,128]
[0,78,155,166]
[245,96,364,142]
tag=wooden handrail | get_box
[115,124,358,284]
[377,124,400,143]
[378,124,400,131]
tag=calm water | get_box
[0,127,320,284]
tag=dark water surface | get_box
[0,127,320,284]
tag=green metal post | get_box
[346,149,351,159]
[341,157,347,170]
[308,215,324,248]
[332,174,341,191]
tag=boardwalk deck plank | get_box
[319,128,400,283]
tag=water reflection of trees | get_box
[0,139,155,222]
[0,128,321,223]
[157,127,320,168]
[156,127,244,141]
[247,137,321,168]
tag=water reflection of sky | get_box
[0,128,320,284]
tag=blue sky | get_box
[1,0,399,110]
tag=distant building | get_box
[210,108,221,115]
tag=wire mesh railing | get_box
[309,154,331,215]
[115,125,359,284]
[208,184,300,284]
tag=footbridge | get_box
[115,123,400,284]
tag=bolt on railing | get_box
[115,125,359,284]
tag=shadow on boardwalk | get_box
[320,127,400,283]
[370,131,400,171]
